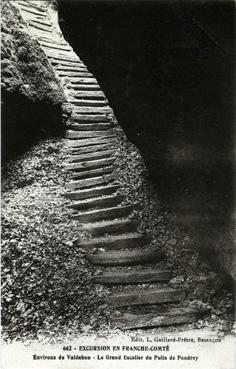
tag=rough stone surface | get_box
[1,0,66,162]
[1,1,64,102]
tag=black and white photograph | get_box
[1,0,235,368]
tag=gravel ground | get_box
[1,131,235,343]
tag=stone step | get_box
[20,6,46,17]
[29,21,52,32]
[68,123,111,131]
[24,14,46,23]
[69,91,105,99]
[93,269,171,285]
[55,65,88,71]
[109,287,185,307]
[36,27,55,33]
[68,166,113,180]
[47,43,72,50]
[75,233,149,250]
[21,7,41,15]
[58,71,89,76]
[30,31,54,39]
[29,19,52,27]
[64,157,115,171]
[67,77,98,87]
[25,0,43,3]
[58,72,93,78]
[66,150,113,163]
[25,0,44,5]
[48,54,81,64]
[44,50,74,59]
[38,36,69,46]
[41,42,73,52]
[65,145,113,156]
[42,44,73,53]
[29,16,51,24]
[69,78,98,84]
[111,307,208,330]
[20,0,45,12]
[70,194,125,210]
[64,143,113,155]
[67,137,115,148]
[45,48,78,57]
[29,25,52,34]
[43,47,75,56]
[40,36,71,46]
[80,218,138,236]
[50,59,83,67]
[30,30,54,39]
[68,84,101,91]
[20,2,209,333]
[68,99,108,107]
[87,249,165,266]
[65,130,113,139]
[66,174,115,190]
[73,205,133,223]
[72,106,112,114]
[66,185,120,201]
[69,95,107,102]
[71,114,111,123]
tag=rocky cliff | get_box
[1,0,65,161]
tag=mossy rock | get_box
[1,0,65,105]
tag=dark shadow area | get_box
[59,0,235,280]
[1,90,65,163]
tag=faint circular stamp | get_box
[146,21,212,89]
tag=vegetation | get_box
[1,0,64,103]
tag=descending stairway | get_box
[18,0,208,330]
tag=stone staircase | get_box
[17,0,208,330]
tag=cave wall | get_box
[58,0,235,281]
[1,0,65,162]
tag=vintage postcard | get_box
[1,0,235,368]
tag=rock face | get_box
[1,0,66,161]
[1,0,64,101]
